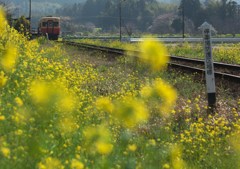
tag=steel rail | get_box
[62,37,240,43]
[61,41,240,84]
[130,37,240,43]
[170,56,240,76]
[170,63,240,83]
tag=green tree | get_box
[171,18,182,33]
[13,16,30,36]
[178,0,204,28]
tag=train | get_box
[38,16,60,40]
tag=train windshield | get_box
[42,22,47,27]
[41,21,59,27]
[54,22,59,27]
[48,21,53,27]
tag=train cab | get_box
[38,16,60,40]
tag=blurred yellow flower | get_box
[140,86,152,98]
[71,159,84,169]
[154,79,177,116]
[29,80,50,104]
[0,115,5,121]
[0,7,6,30]
[128,144,137,152]
[1,45,18,71]
[170,144,187,169]
[95,97,114,113]
[114,97,149,128]
[76,146,81,151]
[15,97,23,107]
[38,157,64,169]
[84,125,111,142]
[96,142,113,155]
[1,147,10,158]
[12,111,29,124]
[0,71,7,87]
[228,130,240,152]
[58,94,76,112]
[148,139,156,146]
[58,117,78,135]
[83,125,113,155]
[163,163,170,169]
[140,40,169,71]
[15,129,23,136]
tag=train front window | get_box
[54,22,59,27]
[48,21,53,27]
[42,22,47,27]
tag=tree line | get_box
[56,0,175,34]
[56,0,240,35]
[173,0,240,35]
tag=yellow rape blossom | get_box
[0,115,5,121]
[0,7,6,30]
[0,71,7,87]
[15,97,23,107]
[83,125,113,155]
[163,163,170,169]
[1,147,10,158]
[58,94,76,112]
[140,40,169,71]
[58,117,78,135]
[11,111,29,124]
[15,129,23,136]
[154,79,177,116]
[1,45,18,72]
[76,146,81,151]
[140,85,152,98]
[114,97,149,128]
[29,80,50,104]
[148,139,156,146]
[84,125,111,142]
[170,144,186,169]
[95,97,114,113]
[128,144,137,152]
[228,130,240,152]
[140,78,177,117]
[141,78,177,117]
[96,142,113,155]
[71,159,84,169]
[38,157,64,169]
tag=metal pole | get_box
[29,0,31,31]
[182,0,185,38]
[119,0,122,41]
[119,0,125,41]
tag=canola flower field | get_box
[72,39,240,65]
[1,8,240,169]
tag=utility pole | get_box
[29,0,31,31]
[182,0,185,38]
[119,0,125,41]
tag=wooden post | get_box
[199,22,216,112]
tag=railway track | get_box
[61,41,240,88]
